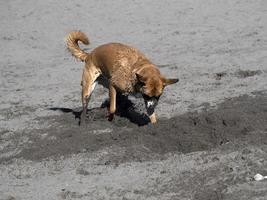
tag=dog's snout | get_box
[146,97,158,108]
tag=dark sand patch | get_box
[235,69,262,78]
[215,72,227,80]
[2,92,266,164]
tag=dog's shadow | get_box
[49,94,150,126]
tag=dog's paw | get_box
[79,118,86,126]
[106,112,114,121]
[79,111,88,126]
[149,113,157,124]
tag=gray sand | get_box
[0,0,267,199]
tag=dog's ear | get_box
[163,78,179,86]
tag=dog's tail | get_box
[65,31,90,62]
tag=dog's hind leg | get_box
[80,66,100,125]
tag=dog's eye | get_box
[139,82,145,87]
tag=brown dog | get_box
[65,31,178,124]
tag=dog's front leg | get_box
[146,106,157,124]
[144,98,158,124]
[108,84,117,121]
[149,112,157,124]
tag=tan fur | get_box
[149,113,157,124]
[65,31,90,62]
[65,31,178,124]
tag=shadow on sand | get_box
[49,94,150,126]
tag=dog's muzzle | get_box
[144,96,159,115]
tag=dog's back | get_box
[91,43,148,75]
[91,43,151,93]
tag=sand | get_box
[0,0,267,199]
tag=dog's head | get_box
[136,68,179,113]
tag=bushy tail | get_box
[65,31,90,62]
